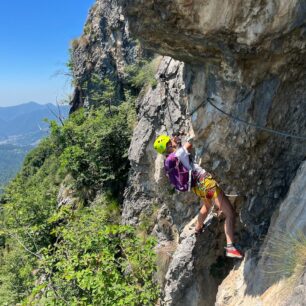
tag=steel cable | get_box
[188,97,306,142]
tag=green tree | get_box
[26,205,159,306]
[0,92,159,305]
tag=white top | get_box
[175,147,206,177]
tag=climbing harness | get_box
[188,97,306,142]
[193,173,220,201]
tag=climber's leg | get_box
[213,191,243,258]
[213,191,235,244]
[195,198,211,233]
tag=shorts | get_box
[192,175,221,200]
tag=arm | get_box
[183,141,192,153]
[183,135,194,153]
[171,132,194,152]
[171,135,181,148]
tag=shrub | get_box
[262,230,306,292]
[0,94,139,303]
[56,103,135,198]
[0,147,62,304]
[80,74,120,110]
[125,58,159,90]
[26,204,159,305]
[70,39,79,50]
[84,23,91,35]
[78,36,89,48]
[66,48,75,77]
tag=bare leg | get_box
[195,199,212,232]
[213,191,235,244]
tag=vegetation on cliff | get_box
[0,89,159,304]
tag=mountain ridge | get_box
[0,102,69,138]
[0,102,70,190]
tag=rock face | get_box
[121,0,306,63]
[216,161,306,306]
[122,57,196,227]
[70,0,140,110]
[120,0,306,305]
[122,0,306,243]
[73,0,306,305]
[121,56,247,305]
[162,214,228,306]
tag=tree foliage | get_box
[125,59,158,90]
[55,102,135,198]
[26,204,159,306]
[0,90,159,305]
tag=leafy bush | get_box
[80,74,119,110]
[0,244,36,304]
[25,204,159,305]
[0,46,162,303]
[56,102,135,198]
[70,39,80,50]
[125,59,159,90]
[0,93,162,305]
[0,151,61,304]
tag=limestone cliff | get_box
[71,0,306,305]
[216,161,306,306]
[69,0,140,112]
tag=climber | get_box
[153,134,243,259]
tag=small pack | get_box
[164,153,194,192]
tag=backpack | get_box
[164,153,195,192]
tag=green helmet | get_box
[153,135,171,154]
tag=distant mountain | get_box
[0,101,45,121]
[0,102,70,191]
[0,102,70,139]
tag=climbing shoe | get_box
[225,245,244,259]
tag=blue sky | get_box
[0,0,94,107]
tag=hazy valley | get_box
[0,102,69,191]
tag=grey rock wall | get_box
[121,55,250,305]
[72,0,306,305]
[216,161,306,306]
[120,1,306,305]
[122,0,306,241]
[70,0,140,110]
[122,57,195,226]
[121,0,306,63]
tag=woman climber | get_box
[153,134,243,259]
